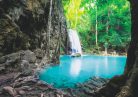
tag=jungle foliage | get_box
[62,0,131,52]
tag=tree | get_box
[62,0,131,52]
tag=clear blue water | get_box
[39,55,126,88]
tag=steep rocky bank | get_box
[0,0,67,64]
[0,0,69,96]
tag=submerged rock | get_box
[62,77,109,97]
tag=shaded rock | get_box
[34,49,45,59]
[115,86,132,97]
[3,86,17,97]
[0,56,6,64]
[0,0,67,64]
[20,50,36,63]
[18,90,25,95]
[0,73,16,86]
[15,86,31,92]
[62,77,109,97]
[0,50,36,74]
[0,0,69,97]
[1,75,72,97]
[20,60,31,74]
[83,87,94,95]
[0,66,5,73]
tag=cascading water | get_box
[68,29,82,56]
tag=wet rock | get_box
[34,49,45,59]
[83,87,94,95]
[18,90,25,95]
[0,50,36,74]
[0,56,6,64]
[0,66,5,73]
[70,77,109,97]
[20,60,33,76]
[0,73,16,86]
[3,86,17,97]
[20,50,36,63]
[56,94,63,97]
[0,0,67,64]
[0,0,69,97]
[1,74,72,97]
[15,86,31,92]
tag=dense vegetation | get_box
[62,0,131,54]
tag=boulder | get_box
[20,50,36,63]
[34,49,45,59]
[0,50,36,73]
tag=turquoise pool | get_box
[39,55,126,88]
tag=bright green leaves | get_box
[62,0,131,51]
[63,0,83,29]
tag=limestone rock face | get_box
[0,0,67,64]
[0,1,68,96]
[0,50,36,74]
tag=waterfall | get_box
[68,29,82,56]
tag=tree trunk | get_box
[120,0,138,96]
[106,9,110,34]
[111,1,138,97]
[95,4,98,46]
[94,1,138,97]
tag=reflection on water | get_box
[39,55,126,88]
[95,61,99,77]
[104,56,108,74]
[70,58,82,77]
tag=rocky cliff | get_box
[0,0,69,97]
[0,0,67,65]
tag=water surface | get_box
[39,55,126,88]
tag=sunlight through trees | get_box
[62,0,131,53]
